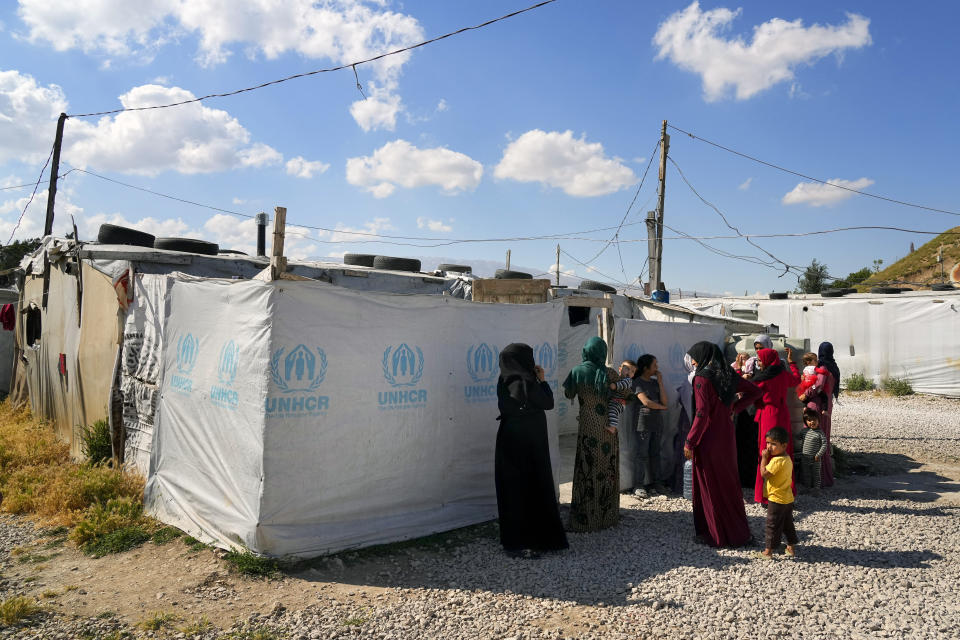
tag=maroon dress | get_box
[752,361,801,503]
[687,376,762,547]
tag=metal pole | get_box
[44,113,68,237]
[506,249,511,271]
[255,212,268,256]
[556,244,560,286]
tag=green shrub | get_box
[137,611,178,631]
[79,419,113,465]
[70,497,150,556]
[225,549,280,577]
[844,372,875,391]
[881,377,914,396]
[151,526,183,545]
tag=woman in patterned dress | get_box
[563,336,621,532]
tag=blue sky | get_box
[1,0,957,294]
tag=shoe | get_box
[752,551,774,560]
[633,488,649,499]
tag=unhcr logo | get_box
[170,333,199,395]
[535,342,557,379]
[464,342,499,403]
[669,343,687,375]
[210,340,240,411]
[623,342,645,365]
[379,343,427,410]
[265,345,330,419]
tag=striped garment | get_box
[607,378,634,431]
[800,427,828,490]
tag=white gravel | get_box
[6,393,960,639]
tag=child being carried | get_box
[607,360,639,431]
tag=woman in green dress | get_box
[563,336,621,532]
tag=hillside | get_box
[861,226,960,288]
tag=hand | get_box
[785,347,794,363]
[606,426,617,435]
[534,365,545,382]
[735,353,747,368]
[815,456,821,462]
[683,446,693,460]
[799,394,807,402]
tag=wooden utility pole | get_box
[649,119,670,293]
[44,113,68,236]
[555,244,560,286]
[505,249,511,271]
[269,206,287,280]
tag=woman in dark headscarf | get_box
[816,342,840,487]
[683,341,762,547]
[751,347,801,503]
[495,343,568,556]
[563,336,621,532]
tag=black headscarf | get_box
[499,343,538,405]
[818,341,841,399]
[687,341,739,406]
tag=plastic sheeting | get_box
[757,295,960,397]
[611,318,726,490]
[139,273,564,557]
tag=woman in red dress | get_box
[683,342,762,547]
[751,347,801,503]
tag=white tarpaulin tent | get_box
[611,319,725,490]
[125,273,563,557]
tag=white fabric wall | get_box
[141,274,563,556]
[612,319,726,489]
[757,295,960,397]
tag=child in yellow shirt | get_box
[758,426,798,558]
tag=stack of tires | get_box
[96,224,222,255]
[343,254,422,273]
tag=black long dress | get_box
[494,378,568,552]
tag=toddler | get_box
[758,426,798,558]
[797,352,828,413]
[799,409,828,494]
[607,360,638,432]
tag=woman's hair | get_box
[803,408,820,423]
[802,352,818,366]
[766,426,789,444]
[636,354,656,376]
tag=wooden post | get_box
[44,113,67,237]
[555,244,560,287]
[270,206,287,280]
[651,119,670,291]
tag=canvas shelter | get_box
[17,234,763,556]
[675,290,960,397]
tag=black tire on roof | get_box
[843,287,858,295]
[931,283,956,291]
[494,269,533,280]
[372,255,421,272]
[153,237,219,255]
[769,292,789,300]
[217,249,248,256]
[578,279,617,294]
[344,253,376,267]
[820,288,845,297]
[437,263,472,273]
[870,286,900,294]
[97,223,155,248]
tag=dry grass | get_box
[0,402,143,527]
[0,595,41,626]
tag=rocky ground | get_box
[2,392,959,639]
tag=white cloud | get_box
[79,212,192,240]
[232,197,246,205]
[738,177,752,191]
[327,217,395,243]
[202,214,320,260]
[546,262,575,277]
[436,99,448,112]
[17,1,423,131]
[152,75,172,85]
[0,187,81,242]
[0,70,68,164]
[350,87,402,132]
[653,2,871,101]
[416,217,452,233]
[285,156,330,179]
[493,130,636,197]
[346,140,483,198]
[781,177,874,207]
[64,84,282,175]
[633,156,647,164]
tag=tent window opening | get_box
[25,307,41,347]
[568,306,590,327]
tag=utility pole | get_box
[648,119,670,294]
[44,113,68,236]
[555,244,560,286]
[505,249,511,271]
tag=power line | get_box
[582,140,659,265]
[667,123,960,217]
[67,0,560,118]
[4,144,55,246]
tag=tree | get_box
[831,266,872,289]
[797,259,830,293]
[872,258,884,273]
[0,238,42,287]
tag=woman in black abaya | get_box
[495,343,568,555]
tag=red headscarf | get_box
[757,348,779,368]
[752,348,784,382]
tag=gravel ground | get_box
[4,394,959,639]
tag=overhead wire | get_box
[4,144,56,246]
[67,0,560,118]
[667,123,960,217]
